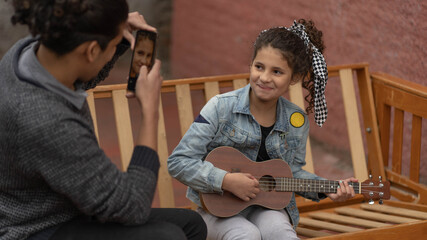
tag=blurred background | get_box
[1,0,425,201]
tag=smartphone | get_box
[127,30,157,91]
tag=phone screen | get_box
[127,30,157,91]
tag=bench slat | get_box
[335,207,419,223]
[112,89,134,170]
[299,217,361,232]
[309,212,390,228]
[410,115,421,182]
[360,204,427,220]
[232,78,248,90]
[86,91,99,142]
[204,81,220,102]
[339,69,368,180]
[157,97,175,207]
[296,226,332,237]
[176,84,194,136]
[392,109,404,174]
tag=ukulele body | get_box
[200,146,390,218]
[200,146,293,217]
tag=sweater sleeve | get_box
[17,100,159,225]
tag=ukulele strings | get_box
[256,182,386,188]
[255,179,384,187]
[255,180,386,194]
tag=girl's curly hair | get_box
[252,19,325,114]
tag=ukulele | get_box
[200,146,390,217]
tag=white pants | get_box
[197,206,299,240]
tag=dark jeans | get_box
[48,208,207,240]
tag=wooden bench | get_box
[370,72,427,205]
[86,63,427,239]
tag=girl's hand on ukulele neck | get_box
[326,177,358,202]
[221,173,260,202]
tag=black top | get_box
[256,124,275,162]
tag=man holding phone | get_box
[0,1,206,240]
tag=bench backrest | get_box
[86,63,383,208]
[370,72,427,204]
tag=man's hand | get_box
[123,12,157,50]
[134,60,163,111]
[124,12,158,99]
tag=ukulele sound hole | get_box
[259,175,275,192]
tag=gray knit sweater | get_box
[0,37,160,240]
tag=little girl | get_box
[0,0,206,239]
[168,19,357,240]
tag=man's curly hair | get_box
[9,0,128,55]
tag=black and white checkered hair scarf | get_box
[258,21,328,126]
[286,20,328,127]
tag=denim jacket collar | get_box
[233,84,290,134]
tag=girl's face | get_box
[131,37,154,76]
[249,46,294,103]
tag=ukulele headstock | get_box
[361,175,390,204]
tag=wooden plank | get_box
[86,91,99,143]
[299,217,362,233]
[386,170,426,203]
[309,212,390,228]
[298,195,365,213]
[232,78,248,90]
[204,81,220,102]
[175,84,197,210]
[410,115,421,182]
[112,89,134,170]
[356,68,385,179]
[163,73,250,86]
[313,221,427,240]
[335,207,419,224]
[175,84,194,136]
[391,108,404,174]
[289,82,314,173]
[371,72,427,98]
[296,227,332,238]
[327,63,369,74]
[373,77,427,118]
[384,200,427,212]
[379,102,391,167]
[360,204,427,220]
[339,69,368,180]
[156,97,175,208]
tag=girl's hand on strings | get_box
[326,177,358,202]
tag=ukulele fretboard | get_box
[274,178,360,194]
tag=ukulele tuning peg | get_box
[379,176,382,182]
[368,199,374,205]
[379,199,383,205]
[369,174,372,180]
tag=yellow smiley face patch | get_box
[290,112,305,128]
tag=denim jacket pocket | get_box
[279,135,301,164]
[211,122,248,149]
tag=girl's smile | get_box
[249,46,294,104]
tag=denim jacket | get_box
[168,84,326,228]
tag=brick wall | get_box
[171,0,426,181]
